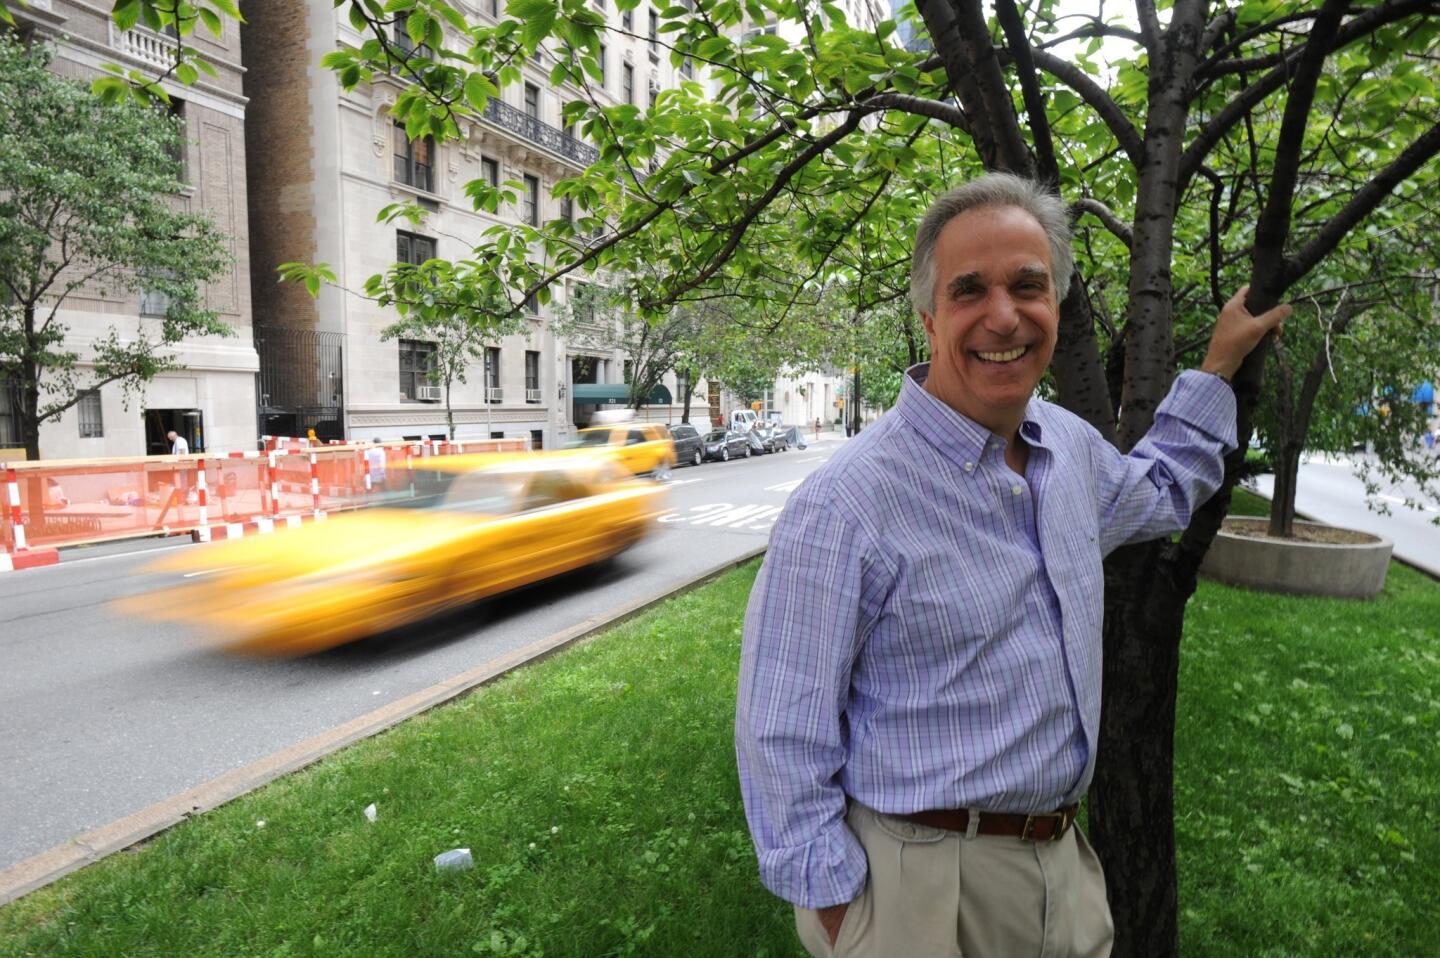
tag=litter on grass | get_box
[433,848,473,872]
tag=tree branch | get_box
[1284,120,1440,287]
[1071,198,1133,248]
[637,112,867,310]
[1030,49,1144,168]
[1180,0,1435,188]
[995,0,1058,184]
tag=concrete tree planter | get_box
[1200,517,1393,599]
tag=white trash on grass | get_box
[433,848,473,872]
[363,803,378,822]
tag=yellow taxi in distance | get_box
[564,423,676,480]
[120,454,666,656]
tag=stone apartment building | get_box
[241,1,705,450]
[4,0,258,459]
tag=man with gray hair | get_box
[736,172,1289,957]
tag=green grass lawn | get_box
[3,546,1437,957]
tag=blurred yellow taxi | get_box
[564,423,676,479]
[119,454,665,656]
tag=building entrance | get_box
[144,408,204,455]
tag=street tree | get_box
[0,34,233,461]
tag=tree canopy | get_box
[0,34,233,459]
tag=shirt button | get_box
[963,462,974,472]
[1011,485,1023,495]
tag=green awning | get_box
[571,383,672,405]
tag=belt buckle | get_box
[1022,808,1071,843]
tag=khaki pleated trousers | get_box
[795,803,1114,958]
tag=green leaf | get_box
[175,61,198,85]
[463,72,497,110]
[198,7,222,35]
[113,0,143,32]
[208,0,243,22]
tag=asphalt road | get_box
[1251,454,1440,576]
[0,434,847,872]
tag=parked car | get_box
[120,454,667,655]
[702,429,751,462]
[667,422,705,467]
[755,422,789,453]
[564,422,676,480]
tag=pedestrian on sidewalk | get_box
[813,418,821,441]
[736,172,1290,958]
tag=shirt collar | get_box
[896,363,1047,468]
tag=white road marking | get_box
[796,456,826,463]
[765,479,803,493]
[665,476,707,486]
[655,502,784,531]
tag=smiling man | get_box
[736,173,1289,958]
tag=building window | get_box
[485,346,501,400]
[393,123,434,192]
[393,23,431,61]
[623,360,633,384]
[523,174,539,226]
[166,99,187,176]
[398,339,436,400]
[481,155,499,188]
[680,56,694,79]
[139,286,171,317]
[621,8,632,29]
[675,370,688,398]
[524,83,540,119]
[647,78,659,110]
[485,0,498,16]
[396,231,437,265]
[0,376,19,447]
[622,62,634,104]
[525,350,541,403]
[524,290,540,314]
[597,43,607,86]
[530,429,544,450]
[556,189,574,225]
[77,389,103,438]
[648,10,658,58]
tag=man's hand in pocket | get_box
[818,901,849,947]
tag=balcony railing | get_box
[486,387,504,403]
[483,98,598,167]
[113,26,178,71]
[525,387,542,404]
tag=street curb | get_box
[0,544,769,906]
[0,548,59,573]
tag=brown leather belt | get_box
[897,804,1079,842]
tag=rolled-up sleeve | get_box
[735,482,871,908]
[1094,370,1238,555]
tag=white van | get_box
[728,409,758,432]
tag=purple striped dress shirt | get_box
[735,364,1237,908]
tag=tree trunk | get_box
[21,375,41,462]
[681,368,694,424]
[1091,540,1192,958]
[851,366,862,435]
[1268,444,1303,536]
[444,375,455,440]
